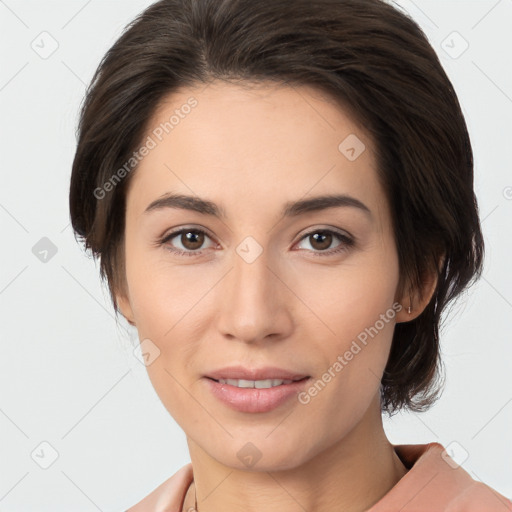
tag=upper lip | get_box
[205,366,310,381]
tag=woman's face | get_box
[117,81,409,470]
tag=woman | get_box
[69,0,512,510]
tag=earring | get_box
[407,297,412,314]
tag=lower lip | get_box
[204,377,311,413]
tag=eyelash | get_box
[158,227,355,257]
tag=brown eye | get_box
[180,230,205,250]
[295,229,354,255]
[162,228,215,255]
[309,232,333,251]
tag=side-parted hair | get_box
[69,0,484,415]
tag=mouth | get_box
[204,375,312,413]
[205,375,310,388]
[204,365,310,384]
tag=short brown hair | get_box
[69,0,484,415]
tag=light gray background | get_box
[1,0,511,510]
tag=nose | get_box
[215,245,294,344]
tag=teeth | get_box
[217,378,294,388]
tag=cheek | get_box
[123,244,214,406]
[295,245,400,405]
[124,240,214,339]
[296,248,399,347]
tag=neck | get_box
[182,395,408,512]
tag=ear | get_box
[115,288,136,326]
[112,239,136,326]
[395,254,445,323]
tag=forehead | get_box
[125,80,385,222]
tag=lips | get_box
[205,365,310,382]
[205,375,311,413]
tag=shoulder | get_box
[369,442,512,511]
[125,463,194,512]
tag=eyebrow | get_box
[144,192,372,220]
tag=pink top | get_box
[126,442,512,511]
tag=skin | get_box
[118,81,438,512]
